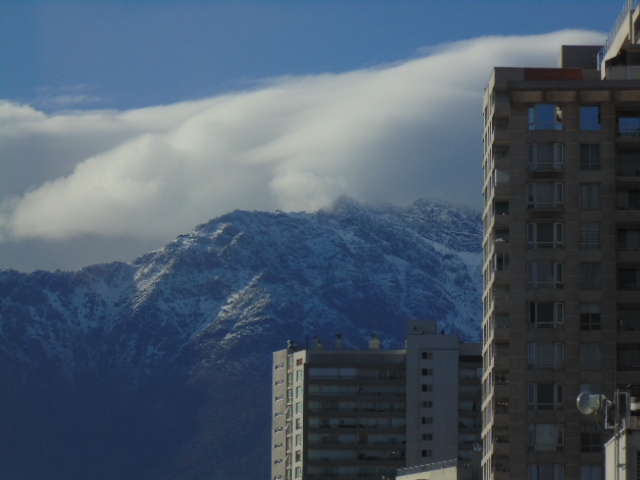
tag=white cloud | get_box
[0,30,605,246]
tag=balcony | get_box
[618,307,640,331]
[617,151,640,177]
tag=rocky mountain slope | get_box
[0,197,482,480]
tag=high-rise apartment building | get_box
[481,4,640,479]
[271,321,481,480]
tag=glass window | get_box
[528,262,564,289]
[528,143,563,170]
[528,465,565,480]
[527,423,564,451]
[580,223,601,250]
[528,342,564,370]
[527,223,563,249]
[580,184,601,210]
[528,383,564,410]
[580,106,601,130]
[580,424,602,452]
[617,188,640,210]
[580,304,601,331]
[618,228,640,250]
[616,149,640,176]
[580,465,603,480]
[528,183,564,210]
[618,267,640,290]
[529,104,563,130]
[580,263,602,290]
[580,144,601,170]
[580,343,603,370]
[618,110,640,136]
[495,201,509,215]
[528,302,564,329]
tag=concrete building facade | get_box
[481,4,640,479]
[271,321,481,480]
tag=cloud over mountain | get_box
[0,30,604,268]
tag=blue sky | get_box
[1,0,622,109]
[0,0,626,271]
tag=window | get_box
[580,424,602,452]
[528,143,563,170]
[580,184,601,210]
[528,183,564,210]
[528,262,564,289]
[617,346,640,371]
[618,267,640,290]
[580,223,601,250]
[619,306,640,331]
[529,104,563,130]
[422,384,433,392]
[421,351,433,360]
[275,363,284,370]
[295,434,302,446]
[616,149,640,176]
[421,368,433,376]
[580,343,603,370]
[528,342,564,370]
[528,383,564,410]
[580,466,603,480]
[296,418,302,430]
[527,302,564,329]
[617,188,640,210]
[422,433,433,441]
[495,201,509,215]
[296,370,303,382]
[287,389,293,401]
[422,417,433,424]
[580,144,601,170]
[527,223,563,249]
[527,423,564,452]
[580,263,602,290]
[275,411,285,418]
[422,401,433,408]
[580,304,601,331]
[618,228,640,250]
[296,358,303,366]
[618,110,640,136]
[492,252,509,271]
[421,449,433,457]
[528,465,565,480]
[295,402,302,414]
[295,466,302,478]
[295,386,303,398]
[580,106,601,130]
[275,395,284,401]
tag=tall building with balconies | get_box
[481,3,640,479]
[271,321,481,480]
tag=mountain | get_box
[0,197,482,480]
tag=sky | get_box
[0,0,624,272]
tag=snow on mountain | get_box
[0,197,482,480]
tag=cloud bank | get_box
[0,30,604,265]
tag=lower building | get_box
[271,321,481,480]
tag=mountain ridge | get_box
[0,196,482,479]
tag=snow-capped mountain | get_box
[0,197,482,480]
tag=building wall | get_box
[406,321,462,466]
[481,63,640,480]
[271,325,481,480]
